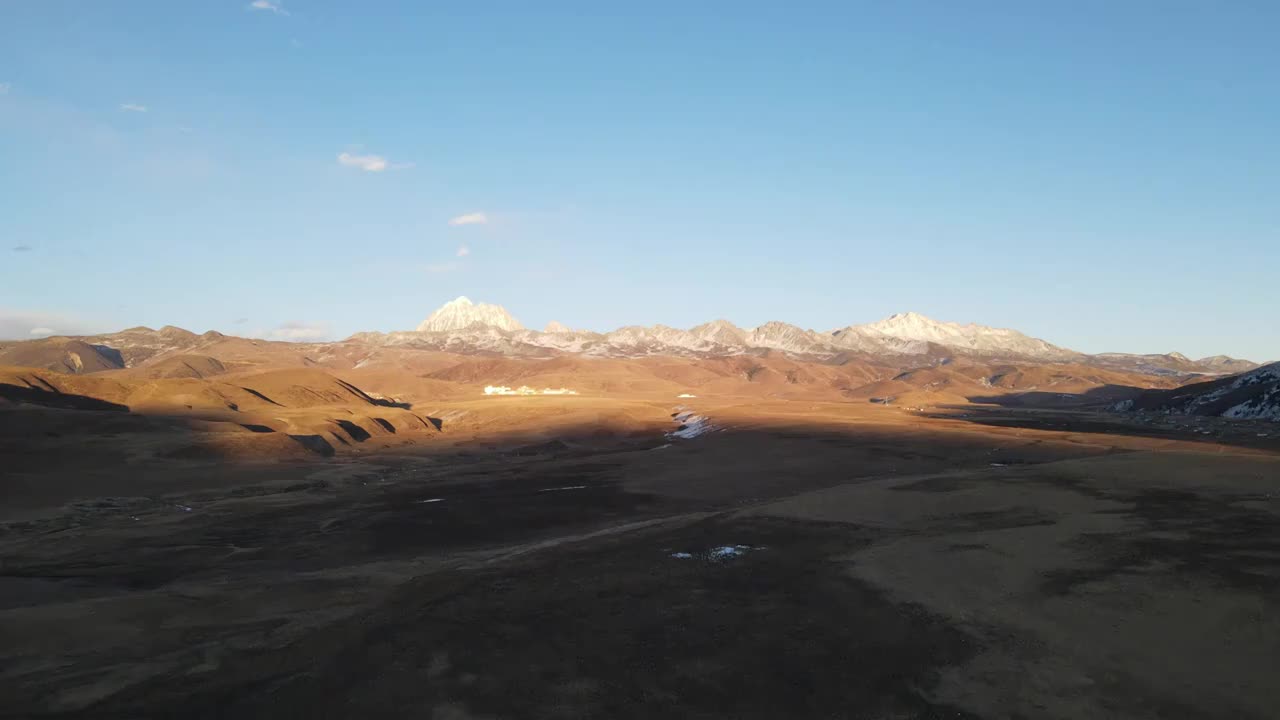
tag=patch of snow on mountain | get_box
[689,319,748,347]
[604,325,712,354]
[416,296,524,333]
[1184,363,1280,413]
[745,321,831,355]
[839,312,1077,360]
[1223,388,1280,421]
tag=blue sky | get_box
[2,1,1277,360]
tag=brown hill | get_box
[119,354,230,380]
[0,363,447,464]
[0,365,134,405]
[0,338,125,374]
[227,368,384,408]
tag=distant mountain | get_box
[83,325,226,367]
[1111,362,1280,421]
[416,296,524,333]
[605,325,709,353]
[1195,355,1260,374]
[0,337,125,374]
[2,326,238,373]
[746,322,831,355]
[831,312,1080,361]
[690,319,748,347]
[1089,352,1259,378]
[1,298,1263,383]
[362,301,1262,373]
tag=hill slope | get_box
[1112,362,1280,421]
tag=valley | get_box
[1,302,1278,718]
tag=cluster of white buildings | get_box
[483,385,579,396]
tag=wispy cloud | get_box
[265,321,329,342]
[29,327,55,336]
[337,152,387,172]
[455,245,470,257]
[12,245,32,252]
[425,261,461,274]
[0,82,10,95]
[448,212,488,227]
[119,103,147,113]
[336,151,413,173]
[248,0,289,15]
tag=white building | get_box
[483,385,579,396]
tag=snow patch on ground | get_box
[669,545,759,561]
[667,406,719,440]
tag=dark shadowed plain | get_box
[2,340,1278,718]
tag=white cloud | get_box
[119,103,147,113]
[0,82,10,95]
[0,309,95,340]
[249,0,289,15]
[455,245,470,257]
[338,152,387,172]
[448,212,488,226]
[265,321,329,342]
[425,262,461,274]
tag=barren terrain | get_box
[2,342,1278,718]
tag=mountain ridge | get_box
[1,297,1262,379]
[394,297,1257,373]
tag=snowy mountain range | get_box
[7,296,1255,380]
[344,297,1259,375]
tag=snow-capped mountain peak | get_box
[833,312,1078,360]
[746,322,829,355]
[862,312,976,340]
[416,296,524,333]
[386,300,1256,375]
[690,319,747,346]
[819,311,1080,361]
